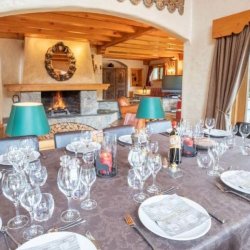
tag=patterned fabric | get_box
[39,122,95,141]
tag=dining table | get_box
[0,134,250,250]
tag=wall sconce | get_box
[91,54,102,73]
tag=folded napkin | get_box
[0,154,9,165]
[142,194,210,237]
[22,234,81,250]
[223,171,250,191]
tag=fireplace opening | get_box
[41,91,81,117]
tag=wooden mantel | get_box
[4,83,110,92]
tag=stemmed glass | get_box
[2,171,29,229]
[145,124,153,142]
[148,141,159,154]
[197,151,213,169]
[239,123,250,155]
[29,166,48,187]
[71,137,81,158]
[20,186,43,240]
[81,131,92,149]
[205,118,216,138]
[132,153,150,203]
[7,148,25,173]
[80,166,97,210]
[57,165,81,222]
[147,153,162,194]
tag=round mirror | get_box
[45,42,76,81]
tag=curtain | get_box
[146,65,153,86]
[206,24,250,129]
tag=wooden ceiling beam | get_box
[115,43,183,50]
[0,32,23,39]
[97,27,156,54]
[18,13,136,33]
[0,17,123,38]
[0,24,112,42]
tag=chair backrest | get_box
[147,120,172,134]
[117,96,130,107]
[54,131,83,149]
[103,125,135,138]
[235,122,250,138]
[0,135,39,155]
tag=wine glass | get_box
[70,137,81,158]
[133,160,151,203]
[20,186,43,240]
[82,151,95,166]
[60,155,71,167]
[148,141,159,154]
[239,123,250,155]
[205,118,216,138]
[34,193,55,222]
[127,169,140,189]
[147,153,162,194]
[80,166,97,210]
[145,124,153,142]
[2,171,29,229]
[7,148,25,173]
[81,131,92,148]
[29,166,48,187]
[57,165,81,222]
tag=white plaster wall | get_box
[23,37,95,83]
[182,0,250,123]
[0,0,192,41]
[0,39,23,117]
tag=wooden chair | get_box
[103,125,135,138]
[117,96,139,119]
[0,135,39,154]
[146,120,172,134]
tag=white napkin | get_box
[142,194,210,237]
[22,234,81,250]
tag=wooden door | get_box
[103,68,116,99]
[103,68,127,99]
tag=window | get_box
[150,65,164,81]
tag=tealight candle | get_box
[100,151,113,173]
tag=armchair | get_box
[117,96,139,119]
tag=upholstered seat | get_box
[117,96,139,119]
[146,120,172,134]
[0,135,39,154]
[103,125,135,138]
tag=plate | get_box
[66,142,101,154]
[0,151,40,166]
[221,170,250,194]
[138,195,211,241]
[194,137,216,150]
[204,129,231,138]
[17,232,96,250]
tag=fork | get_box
[85,231,101,250]
[216,182,250,202]
[124,214,155,250]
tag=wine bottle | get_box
[169,121,182,165]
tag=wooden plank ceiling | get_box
[0,12,184,61]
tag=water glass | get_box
[20,186,43,240]
[197,151,213,169]
[2,171,29,229]
[207,147,220,176]
[239,123,250,155]
[205,117,216,138]
[7,149,25,172]
[34,193,55,222]
[127,169,140,189]
[80,166,97,210]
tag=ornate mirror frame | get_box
[44,42,77,81]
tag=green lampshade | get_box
[136,97,165,119]
[6,102,50,136]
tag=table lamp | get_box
[6,102,50,136]
[136,97,165,120]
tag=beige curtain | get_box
[206,24,250,129]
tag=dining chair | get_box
[103,125,135,138]
[54,130,86,149]
[0,135,39,155]
[146,120,172,134]
[235,122,250,138]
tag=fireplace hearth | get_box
[42,91,80,117]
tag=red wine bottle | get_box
[169,121,182,165]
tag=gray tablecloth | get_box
[0,135,250,250]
